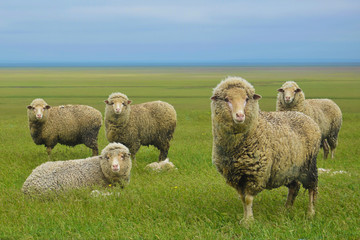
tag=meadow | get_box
[0,66,359,239]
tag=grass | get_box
[0,66,359,239]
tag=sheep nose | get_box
[235,113,245,121]
[36,114,42,118]
[285,96,290,101]
[112,164,119,170]
[115,108,121,112]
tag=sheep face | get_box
[27,101,51,122]
[278,82,302,104]
[212,88,261,125]
[100,149,132,184]
[105,97,132,115]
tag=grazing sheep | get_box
[22,143,132,196]
[27,98,102,156]
[276,81,342,159]
[145,158,177,172]
[211,77,321,223]
[104,92,177,162]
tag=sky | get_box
[0,0,360,65]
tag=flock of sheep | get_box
[22,76,342,223]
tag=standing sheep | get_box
[211,77,321,223]
[276,81,342,159]
[27,98,102,156]
[22,142,132,196]
[104,92,176,162]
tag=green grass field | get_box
[0,66,359,239]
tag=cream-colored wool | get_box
[145,158,177,172]
[104,92,177,162]
[27,98,102,156]
[22,143,132,196]
[211,76,321,222]
[276,81,342,159]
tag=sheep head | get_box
[211,77,261,125]
[104,92,132,115]
[100,143,132,184]
[27,98,51,122]
[277,81,302,105]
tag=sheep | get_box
[211,76,321,223]
[22,142,132,196]
[145,158,177,172]
[104,92,177,162]
[27,98,102,156]
[276,81,342,159]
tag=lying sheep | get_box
[104,92,177,162]
[276,81,342,159]
[27,98,102,156]
[145,158,177,172]
[22,143,132,196]
[211,76,321,223]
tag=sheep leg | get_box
[327,135,338,159]
[92,147,98,156]
[307,187,317,217]
[130,143,141,164]
[322,139,329,160]
[285,181,300,208]
[157,142,170,162]
[46,146,52,156]
[158,149,168,162]
[238,191,254,223]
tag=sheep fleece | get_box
[276,83,342,149]
[28,103,102,149]
[105,100,176,157]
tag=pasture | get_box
[0,66,359,239]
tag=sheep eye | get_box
[246,97,249,102]
[122,103,126,106]
[224,98,229,102]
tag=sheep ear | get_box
[104,100,110,105]
[295,88,302,93]
[253,94,262,100]
[210,96,218,101]
[45,105,51,109]
[277,88,284,93]
[27,105,33,110]
[127,100,132,105]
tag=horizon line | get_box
[1,61,360,68]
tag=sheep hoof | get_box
[239,216,255,226]
[307,209,316,218]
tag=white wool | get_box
[145,158,177,172]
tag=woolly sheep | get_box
[22,142,132,196]
[211,77,321,223]
[27,98,102,156]
[104,92,177,162]
[276,81,342,159]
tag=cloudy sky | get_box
[1,0,360,65]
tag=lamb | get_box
[104,92,177,162]
[22,142,132,196]
[145,158,177,172]
[27,98,102,156]
[211,76,321,223]
[276,81,342,159]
